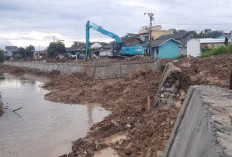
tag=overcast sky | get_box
[1,0,232,50]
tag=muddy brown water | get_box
[0,73,110,157]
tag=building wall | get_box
[139,25,173,40]
[187,39,201,57]
[157,40,180,58]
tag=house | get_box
[5,46,18,56]
[155,31,195,55]
[34,49,48,59]
[217,32,232,40]
[187,38,227,57]
[99,44,112,56]
[139,25,173,41]
[142,38,181,58]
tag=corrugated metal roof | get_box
[142,38,181,47]
[156,31,195,40]
[199,38,226,43]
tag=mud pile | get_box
[44,70,181,157]
[0,64,25,75]
[175,54,232,91]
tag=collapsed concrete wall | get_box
[154,62,182,107]
[163,86,232,157]
[4,60,159,80]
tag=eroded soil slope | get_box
[175,54,232,91]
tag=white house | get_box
[187,38,229,57]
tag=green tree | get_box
[0,49,4,62]
[121,33,139,43]
[13,47,25,59]
[72,41,86,49]
[194,29,223,38]
[47,41,66,58]
[25,45,35,58]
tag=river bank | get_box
[1,54,232,157]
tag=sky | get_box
[0,0,232,50]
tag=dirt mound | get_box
[43,70,170,156]
[0,64,25,75]
[174,54,232,91]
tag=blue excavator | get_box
[85,21,144,57]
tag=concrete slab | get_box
[94,64,120,79]
[120,63,147,76]
[163,85,232,157]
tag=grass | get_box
[201,44,232,58]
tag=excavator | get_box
[85,21,144,57]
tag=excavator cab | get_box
[112,42,125,55]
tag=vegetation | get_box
[12,45,35,59]
[72,41,86,49]
[201,44,232,57]
[121,33,139,43]
[194,29,223,38]
[0,49,4,62]
[47,41,66,58]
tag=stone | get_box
[175,101,182,108]
[179,90,186,100]
[126,124,132,128]
[111,120,121,128]
[157,151,163,157]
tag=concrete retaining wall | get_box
[4,60,159,80]
[163,85,232,157]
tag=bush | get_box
[4,55,10,60]
[201,44,232,58]
[0,50,4,62]
[14,54,23,59]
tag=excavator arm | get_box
[86,21,123,57]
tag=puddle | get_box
[94,147,118,157]
[0,73,110,157]
[93,132,127,157]
[104,132,127,145]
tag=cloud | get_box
[0,0,232,49]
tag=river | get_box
[0,73,110,157]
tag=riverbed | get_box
[0,73,110,157]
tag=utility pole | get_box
[144,13,154,56]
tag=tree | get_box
[25,45,35,58]
[0,49,4,62]
[72,41,85,49]
[194,29,223,38]
[121,33,139,43]
[13,47,25,59]
[47,41,66,58]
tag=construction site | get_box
[0,52,232,157]
[1,1,232,156]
